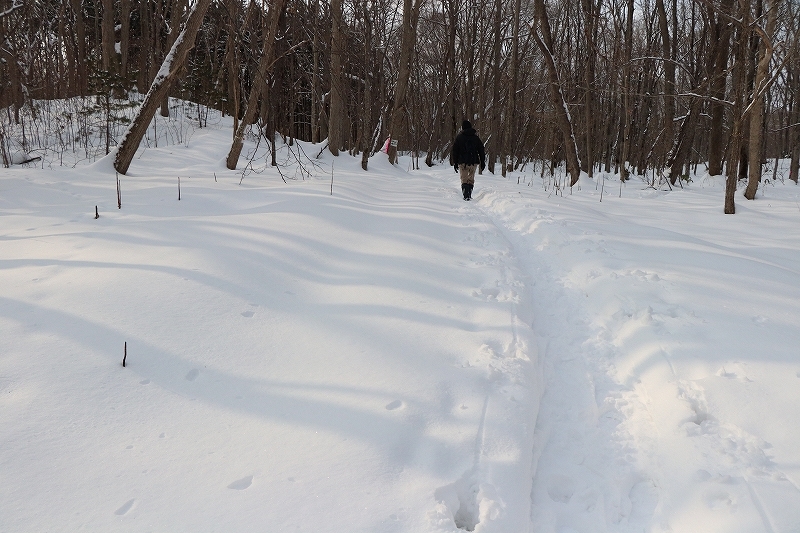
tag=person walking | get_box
[451,120,486,201]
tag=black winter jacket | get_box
[452,127,486,168]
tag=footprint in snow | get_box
[547,474,576,504]
[228,476,253,490]
[114,498,137,515]
[241,311,254,318]
[385,400,403,410]
[472,287,500,300]
[185,369,200,381]
[705,490,736,511]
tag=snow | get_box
[481,173,800,532]
[2,113,800,532]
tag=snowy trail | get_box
[474,195,662,532]
[469,171,800,533]
[427,172,541,533]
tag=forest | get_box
[1,0,798,212]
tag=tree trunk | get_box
[744,0,778,200]
[71,0,88,95]
[387,0,423,164]
[311,0,320,144]
[360,0,374,170]
[665,97,702,184]
[790,63,800,183]
[161,0,188,117]
[579,0,600,176]
[487,0,502,174]
[724,0,751,214]
[655,0,675,171]
[225,0,287,170]
[100,0,117,74]
[150,0,164,87]
[328,0,346,156]
[137,0,151,92]
[707,0,735,175]
[114,0,214,175]
[0,3,22,118]
[533,0,581,186]
[618,0,634,180]
[504,0,523,175]
[446,0,457,158]
[217,0,240,128]
[120,0,131,82]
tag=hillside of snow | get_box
[2,111,800,532]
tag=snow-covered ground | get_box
[2,114,799,532]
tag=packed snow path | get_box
[3,125,800,532]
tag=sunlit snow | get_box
[2,105,799,532]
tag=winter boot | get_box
[466,184,474,200]
[462,184,469,201]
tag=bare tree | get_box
[533,0,582,186]
[744,0,780,199]
[225,0,287,169]
[387,0,423,164]
[114,0,214,175]
[706,0,736,176]
[1,0,796,202]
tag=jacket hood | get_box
[461,127,477,135]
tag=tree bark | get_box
[114,0,213,175]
